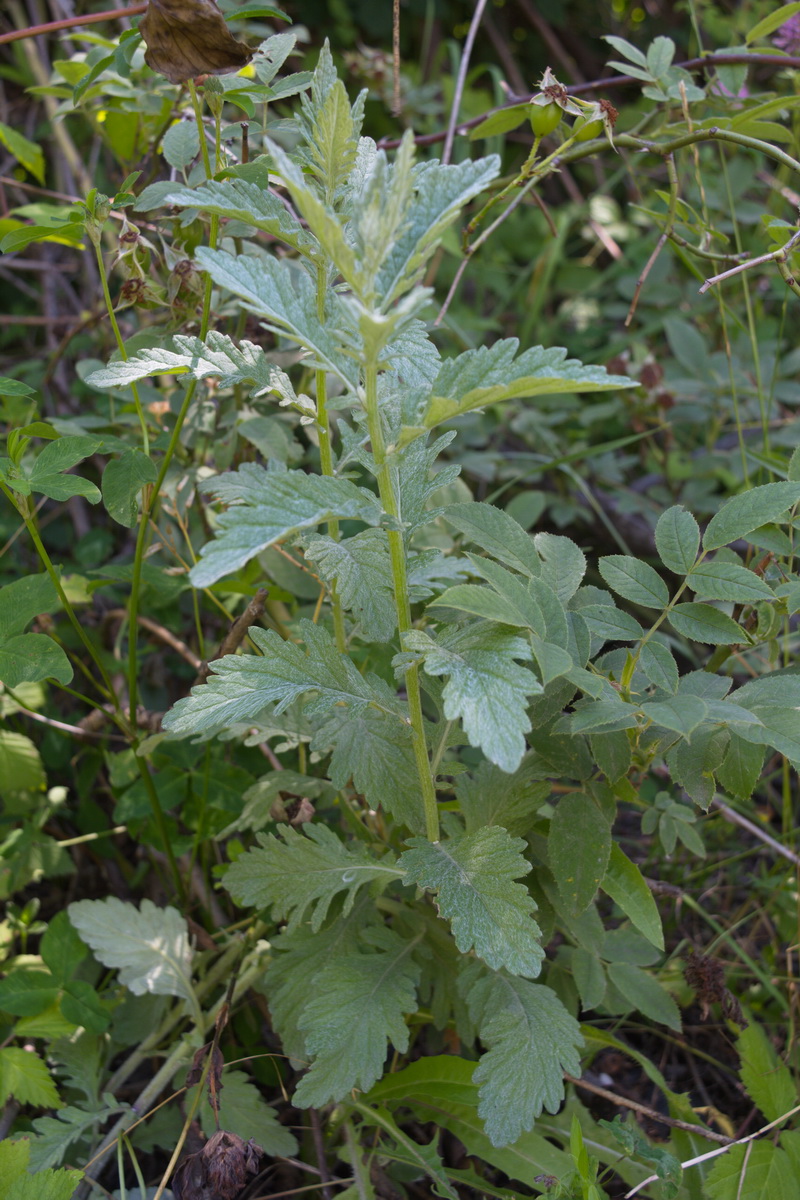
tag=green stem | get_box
[92,239,149,455]
[3,486,125,718]
[363,360,438,841]
[315,266,347,651]
[134,755,186,905]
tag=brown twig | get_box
[565,1073,731,1144]
[699,227,800,294]
[0,5,147,45]
[195,587,269,683]
[442,0,489,165]
[106,608,203,671]
[308,1108,334,1200]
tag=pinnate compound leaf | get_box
[549,792,612,917]
[87,331,275,390]
[161,179,317,257]
[641,695,708,740]
[102,449,157,527]
[640,640,679,693]
[655,505,700,574]
[442,502,541,577]
[402,625,541,773]
[404,340,634,435]
[399,827,544,978]
[164,621,405,739]
[688,560,774,603]
[315,703,424,832]
[703,482,800,551]
[293,930,420,1107]
[458,760,551,837]
[190,466,384,587]
[0,1047,60,1108]
[68,898,193,1000]
[195,248,357,386]
[598,555,669,609]
[669,602,745,645]
[601,843,664,950]
[461,965,582,1147]
[28,1102,122,1171]
[224,822,400,931]
[305,530,395,641]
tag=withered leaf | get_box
[173,1131,263,1200]
[141,0,253,85]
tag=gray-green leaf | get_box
[68,897,193,1000]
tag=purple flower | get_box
[774,14,800,54]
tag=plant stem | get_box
[363,360,438,841]
[316,266,347,652]
[92,239,149,454]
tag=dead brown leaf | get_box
[140,0,253,84]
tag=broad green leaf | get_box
[589,730,632,784]
[429,583,533,627]
[0,1047,60,1108]
[533,533,586,603]
[365,1053,479,1108]
[572,947,606,1010]
[579,604,644,642]
[0,633,72,687]
[669,602,745,645]
[293,929,420,1106]
[646,35,675,77]
[41,914,87,983]
[0,572,59,640]
[601,843,664,950]
[190,466,384,586]
[305,530,395,641]
[224,822,400,931]
[161,118,199,169]
[641,695,708,740]
[737,1021,798,1122]
[195,248,358,386]
[639,640,678,693]
[192,1070,298,1156]
[655,505,700,575]
[315,702,424,832]
[402,625,541,773]
[600,1114,681,1194]
[442,502,541,577]
[88,331,275,391]
[0,969,59,1017]
[603,34,649,67]
[566,697,640,735]
[164,621,406,738]
[470,102,531,139]
[0,1140,82,1200]
[703,482,800,551]
[0,121,45,182]
[549,792,612,917]
[161,179,317,257]
[461,966,583,1147]
[717,733,764,799]
[606,963,681,1030]
[68,898,193,1000]
[399,827,544,978]
[101,449,157,527]
[0,730,46,792]
[598,555,669,609]
[59,979,108,1035]
[457,761,551,837]
[26,435,101,503]
[705,1142,800,1200]
[688,560,774,603]
[403,340,634,437]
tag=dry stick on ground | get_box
[565,1074,731,1145]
